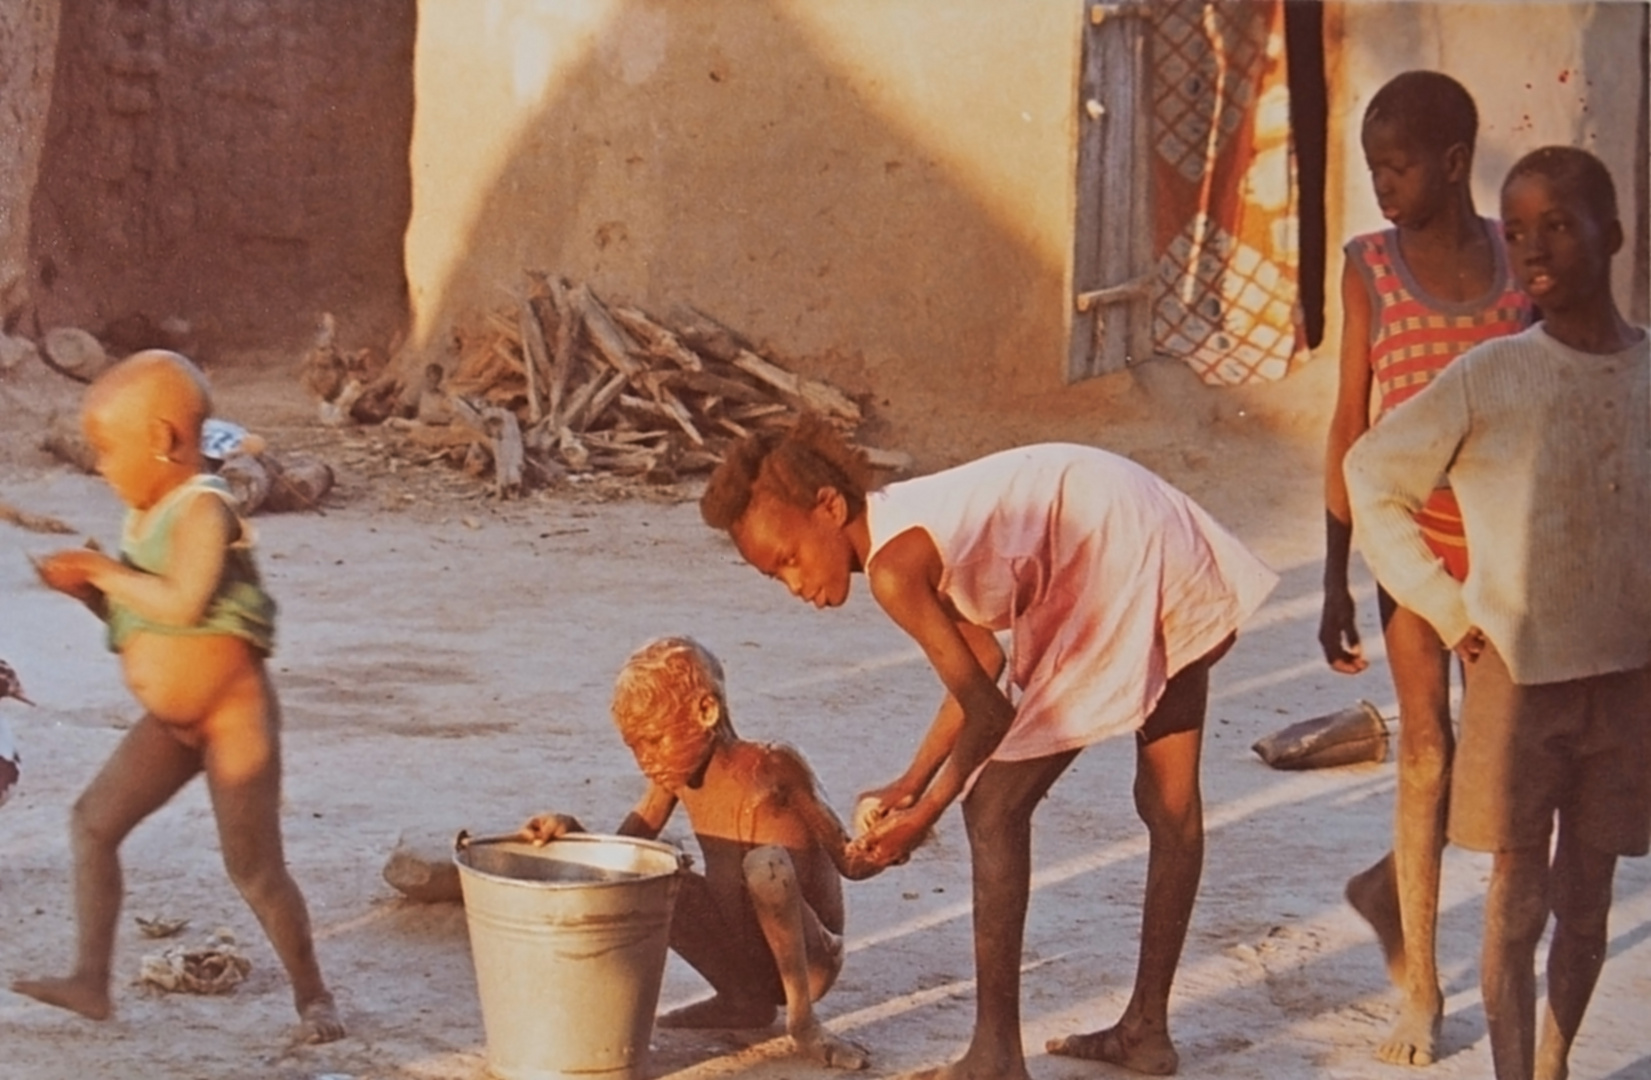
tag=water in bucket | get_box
[455,833,686,1080]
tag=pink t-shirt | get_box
[865,444,1277,760]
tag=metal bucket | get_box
[1251,700,1390,770]
[454,832,685,1080]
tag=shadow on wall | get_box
[26,0,416,358]
[414,3,1065,439]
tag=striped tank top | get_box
[1348,220,1530,580]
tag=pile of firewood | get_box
[300,273,906,498]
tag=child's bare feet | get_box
[1376,995,1442,1066]
[1046,1023,1180,1076]
[10,974,113,1021]
[1345,855,1407,986]
[791,1019,869,1070]
[658,993,777,1029]
[297,993,346,1044]
[888,1055,1030,1080]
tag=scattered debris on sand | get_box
[136,929,252,995]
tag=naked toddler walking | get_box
[11,350,343,1044]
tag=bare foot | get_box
[1345,855,1406,986]
[792,1021,870,1070]
[887,1058,1030,1080]
[10,975,113,1021]
[297,993,346,1044]
[1047,1025,1179,1076]
[1535,1033,1572,1080]
[1376,998,1441,1067]
[658,994,777,1029]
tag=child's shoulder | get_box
[724,738,819,790]
[1343,228,1393,258]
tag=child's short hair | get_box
[700,414,878,530]
[1503,145,1619,226]
[1364,70,1478,157]
[612,636,727,734]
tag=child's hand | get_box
[31,549,113,603]
[1452,627,1488,664]
[1318,588,1368,674]
[520,812,585,845]
[852,803,933,869]
[850,781,919,837]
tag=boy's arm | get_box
[521,781,676,844]
[1322,256,1376,673]
[763,745,883,881]
[82,493,232,627]
[616,781,677,840]
[857,619,1003,823]
[1344,367,1474,648]
[860,529,1016,867]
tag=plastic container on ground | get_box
[454,832,686,1080]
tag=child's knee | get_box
[220,840,290,902]
[69,792,130,850]
[1396,736,1451,788]
[742,845,797,909]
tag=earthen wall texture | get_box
[0,0,60,332]
[27,0,416,356]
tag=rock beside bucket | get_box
[383,832,464,903]
[1251,701,1390,770]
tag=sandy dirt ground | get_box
[1,359,1648,1080]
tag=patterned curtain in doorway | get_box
[1151,0,1304,385]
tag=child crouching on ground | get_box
[522,635,878,1070]
[12,350,343,1044]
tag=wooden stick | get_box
[558,367,605,433]
[669,304,746,363]
[654,385,705,446]
[517,295,552,424]
[730,350,861,422]
[726,401,791,422]
[483,406,525,498]
[546,277,577,429]
[0,500,77,535]
[575,286,643,378]
[668,367,772,405]
[610,306,704,372]
[578,370,631,432]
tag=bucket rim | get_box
[453,830,688,889]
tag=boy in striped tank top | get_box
[1320,70,1531,1066]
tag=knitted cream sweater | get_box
[1345,324,1650,685]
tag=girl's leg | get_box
[1047,650,1215,1076]
[742,845,868,1069]
[11,714,200,1018]
[1378,604,1454,1065]
[202,681,342,1043]
[912,748,1075,1080]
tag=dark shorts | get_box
[1449,643,1651,857]
[1138,633,1228,744]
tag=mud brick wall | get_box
[27,0,415,356]
[0,0,59,333]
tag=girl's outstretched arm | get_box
[854,619,1003,828]
[859,529,1015,866]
